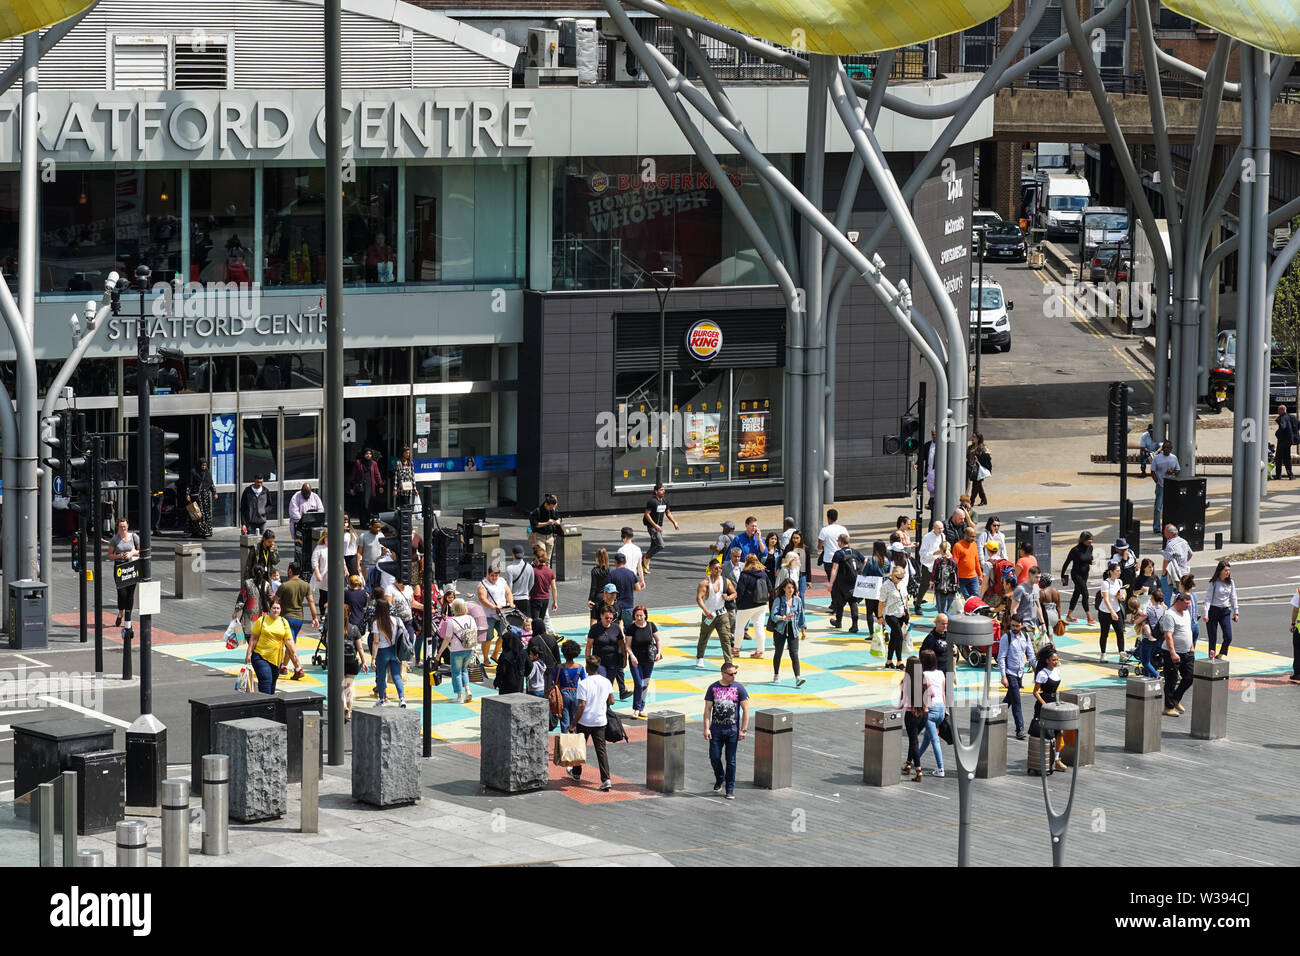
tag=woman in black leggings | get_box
[1097,559,1127,662]
[1061,531,1095,624]
[899,656,924,781]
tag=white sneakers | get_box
[695,659,707,668]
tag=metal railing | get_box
[552,236,659,291]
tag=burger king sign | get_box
[685,319,723,361]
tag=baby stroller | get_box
[957,596,1002,668]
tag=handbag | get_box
[547,671,564,718]
[186,500,202,520]
[605,710,627,743]
[552,733,587,767]
[1053,619,1067,637]
[938,713,954,745]
[854,573,883,600]
[1028,716,1042,738]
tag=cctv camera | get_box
[104,271,120,291]
[69,314,80,335]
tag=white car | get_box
[969,279,1013,353]
[972,209,1001,244]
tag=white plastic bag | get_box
[870,627,886,658]
[902,621,915,656]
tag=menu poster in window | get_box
[735,400,770,476]
[682,410,721,466]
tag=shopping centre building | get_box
[0,0,985,524]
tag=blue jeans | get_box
[1153,483,1164,533]
[1136,639,1160,678]
[916,702,945,771]
[250,651,279,695]
[1002,673,1025,733]
[560,687,579,732]
[937,592,955,616]
[449,649,473,696]
[630,657,656,712]
[375,645,404,701]
[959,577,979,600]
[708,726,739,792]
[287,618,304,640]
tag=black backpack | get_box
[837,549,862,587]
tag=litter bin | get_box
[174,543,204,599]
[472,523,501,562]
[8,580,48,649]
[189,692,279,786]
[553,526,582,582]
[12,717,115,822]
[1014,518,1052,578]
[863,707,903,787]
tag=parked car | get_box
[1213,330,1298,413]
[1087,244,1129,283]
[972,209,1001,244]
[980,222,1028,262]
[969,278,1013,353]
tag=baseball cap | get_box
[984,540,999,552]
[721,520,735,531]
[511,545,524,557]
[603,583,618,593]
[888,542,906,553]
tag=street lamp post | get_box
[1037,700,1082,866]
[973,232,984,437]
[126,263,166,812]
[650,269,676,485]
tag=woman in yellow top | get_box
[245,599,293,694]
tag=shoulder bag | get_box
[605,710,627,743]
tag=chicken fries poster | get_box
[736,400,770,475]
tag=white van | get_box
[969,278,1013,353]
[1034,173,1091,239]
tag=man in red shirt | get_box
[1015,541,1040,584]
[529,544,558,634]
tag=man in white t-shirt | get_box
[916,520,944,615]
[1160,524,1192,598]
[818,508,849,582]
[568,658,615,791]
[1160,592,1196,716]
[617,527,645,588]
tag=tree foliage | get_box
[1273,216,1300,387]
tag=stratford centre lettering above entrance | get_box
[105,312,329,343]
[0,90,536,162]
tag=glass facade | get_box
[551,154,786,290]
[612,366,782,490]
[405,160,526,286]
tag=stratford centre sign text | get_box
[0,90,535,162]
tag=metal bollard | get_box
[863,708,902,787]
[38,781,55,867]
[1060,690,1096,767]
[753,709,793,790]
[645,711,685,793]
[1191,657,1229,740]
[161,779,190,867]
[970,701,1007,778]
[74,849,104,867]
[201,754,229,856]
[1125,677,1163,753]
[301,712,320,833]
[61,770,77,866]
[116,820,149,867]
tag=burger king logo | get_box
[590,171,609,193]
[685,319,723,361]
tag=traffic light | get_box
[376,507,414,584]
[899,413,921,454]
[150,426,180,490]
[1106,381,1133,464]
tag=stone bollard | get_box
[970,700,1007,779]
[1060,690,1096,767]
[863,707,902,787]
[352,707,421,807]
[646,711,685,793]
[753,709,793,790]
[479,694,548,794]
[174,542,204,599]
[1191,657,1229,740]
[1125,677,1163,754]
[215,718,287,822]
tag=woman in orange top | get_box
[952,526,984,600]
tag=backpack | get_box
[837,549,863,587]
[989,559,1016,596]
[935,558,958,595]
[343,624,360,664]
[905,556,922,598]
[750,571,770,604]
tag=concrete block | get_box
[351,707,421,808]
[215,717,286,822]
[480,693,548,793]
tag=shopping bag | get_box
[234,666,254,693]
[869,628,886,658]
[853,574,882,601]
[223,619,242,650]
[902,622,915,656]
[552,733,587,767]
